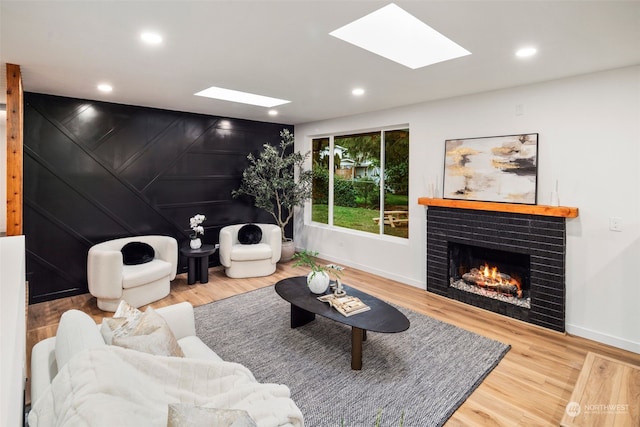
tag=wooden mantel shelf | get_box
[418,197,579,218]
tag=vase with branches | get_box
[293,249,344,294]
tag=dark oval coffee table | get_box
[275,276,410,370]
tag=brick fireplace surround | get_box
[419,198,579,332]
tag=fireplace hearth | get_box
[420,198,578,332]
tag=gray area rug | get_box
[194,285,510,427]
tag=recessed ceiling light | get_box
[516,47,537,58]
[268,110,278,116]
[195,86,290,108]
[330,3,471,69]
[140,32,163,45]
[97,83,113,93]
[352,88,365,96]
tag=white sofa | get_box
[29,302,216,404]
[219,224,282,278]
[29,302,303,427]
[87,235,178,311]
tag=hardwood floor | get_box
[560,352,640,427]
[26,260,640,426]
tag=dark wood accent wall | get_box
[24,92,291,304]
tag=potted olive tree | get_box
[232,129,313,262]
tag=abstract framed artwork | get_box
[443,133,538,204]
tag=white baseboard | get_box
[566,324,640,354]
[307,250,425,290]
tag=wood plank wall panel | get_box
[24,93,291,304]
[5,63,23,236]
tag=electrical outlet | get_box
[609,217,622,232]
[515,104,524,116]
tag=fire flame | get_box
[482,264,498,280]
[481,263,523,297]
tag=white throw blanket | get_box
[28,345,304,427]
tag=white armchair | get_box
[87,235,178,311]
[219,224,281,278]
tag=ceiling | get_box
[1,1,639,125]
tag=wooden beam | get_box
[417,197,579,218]
[6,63,23,236]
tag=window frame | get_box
[308,125,409,238]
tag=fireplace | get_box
[420,198,578,332]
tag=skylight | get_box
[330,3,471,69]
[194,86,290,108]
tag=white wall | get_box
[295,66,640,354]
[0,235,26,427]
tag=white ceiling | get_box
[1,1,639,125]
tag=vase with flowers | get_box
[189,214,206,249]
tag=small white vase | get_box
[190,238,202,249]
[307,271,330,294]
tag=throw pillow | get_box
[102,302,184,357]
[100,300,144,345]
[121,241,155,265]
[237,224,262,245]
[167,404,257,427]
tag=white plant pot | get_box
[307,271,330,294]
[190,238,202,249]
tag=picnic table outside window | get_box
[373,210,409,227]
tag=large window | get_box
[311,128,409,238]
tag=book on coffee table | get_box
[317,294,371,317]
